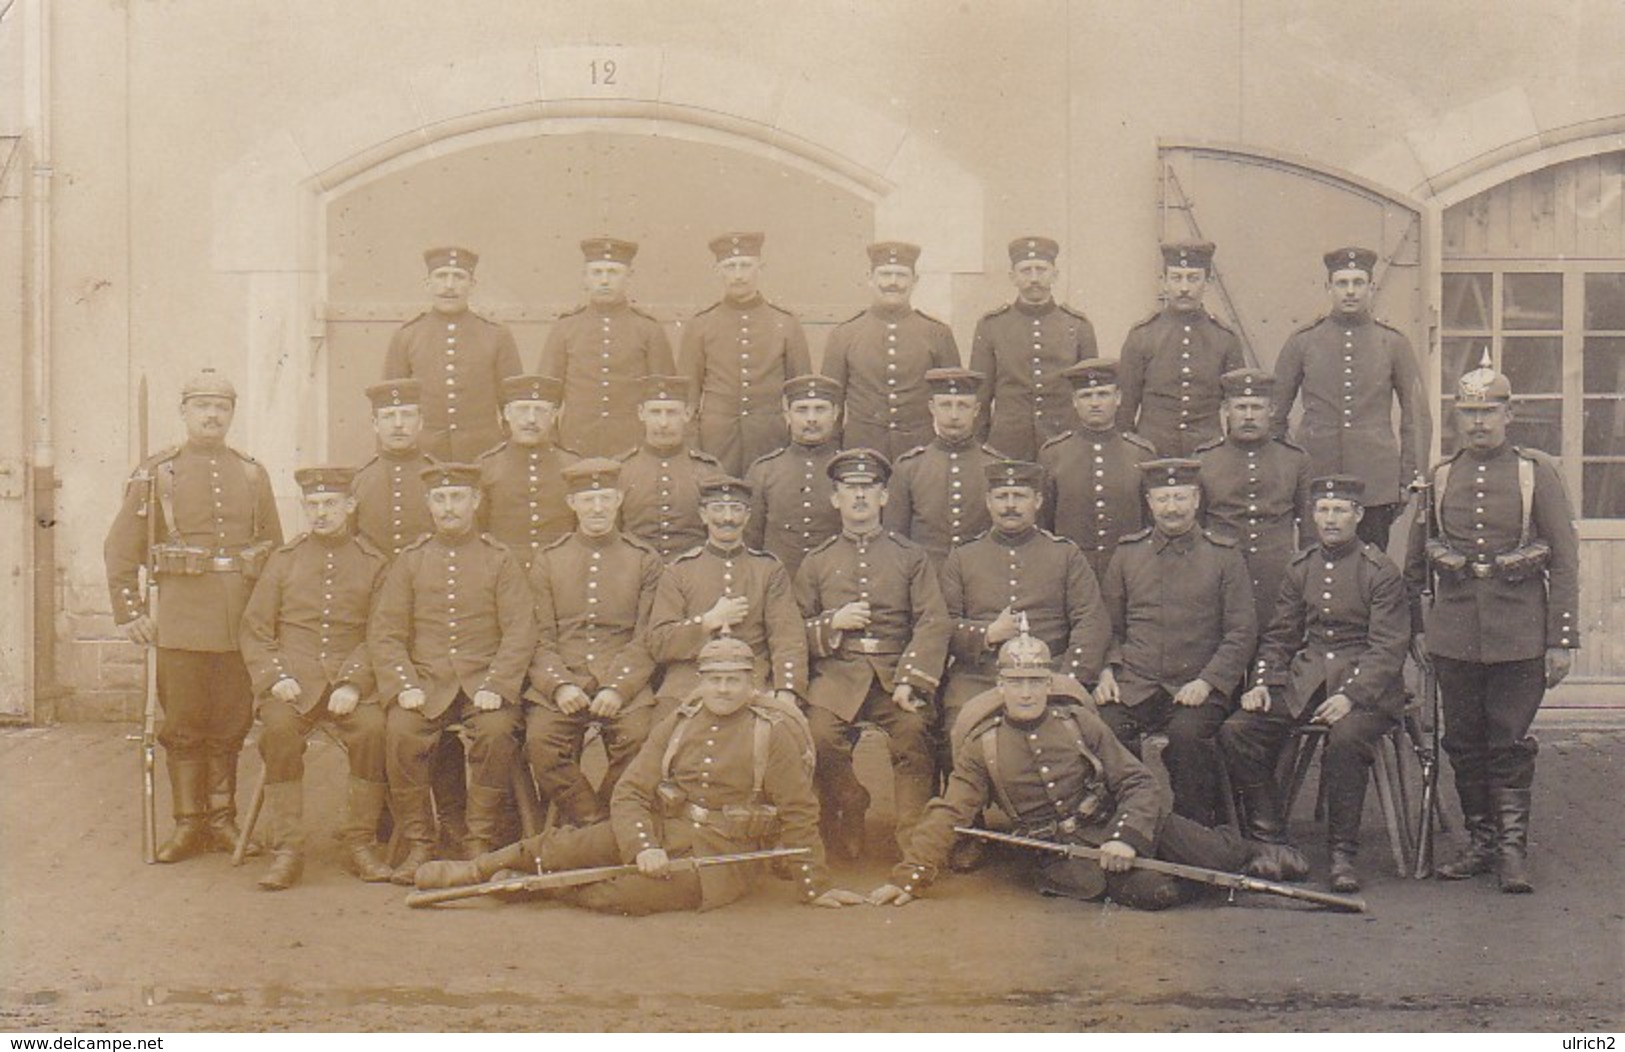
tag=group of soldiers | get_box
[103,231,1580,916]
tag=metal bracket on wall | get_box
[0,459,24,500]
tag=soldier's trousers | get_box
[1434,656,1544,791]
[257,694,386,785]
[808,688,935,838]
[1097,691,1227,827]
[385,695,522,794]
[155,648,254,762]
[525,703,653,823]
[513,820,703,915]
[1032,813,1255,910]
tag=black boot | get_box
[464,784,509,859]
[1237,780,1287,844]
[155,759,210,864]
[1437,777,1496,880]
[415,840,530,890]
[203,753,259,857]
[340,778,394,883]
[390,787,437,886]
[1326,775,1366,894]
[1243,842,1310,882]
[1491,786,1534,894]
[256,781,305,892]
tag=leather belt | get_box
[840,636,903,656]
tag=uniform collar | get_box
[312,531,352,550]
[869,303,913,323]
[589,300,630,316]
[641,439,689,458]
[1225,432,1270,451]
[1331,309,1372,327]
[1463,441,1514,464]
[991,525,1039,547]
[792,437,838,455]
[723,294,765,311]
[1319,537,1360,561]
[379,446,427,464]
[1153,526,1198,552]
[182,439,228,456]
[1014,298,1056,317]
[574,529,624,551]
[934,432,978,452]
[434,528,480,550]
[705,540,746,559]
[842,524,884,545]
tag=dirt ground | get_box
[1,721,1620,1033]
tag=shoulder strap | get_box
[753,713,772,799]
[660,711,695,781]
[978,722,1019,818]
[1517,454,1535,546]
[1431,460,1451,534]
[1060,710,1106,783]
[157,459,178,536]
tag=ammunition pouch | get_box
[655,781,689,817]
[1493,540,1550,583]
[1425,539,1469,580]
[679,800,781,841]
[151,541,273,579]
[1017,787,1106,842]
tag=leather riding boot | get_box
[155,758,211,863]
[831,781,870,862]
[1491,786,1534,894]
[256,781,305,892]
[1437,777,1496,880]
[390,787,437,886]
[203,753,259,857]
[1237,780,1287,844]
[1326,775,1366,893]
[341,778,394,883]
[463,784,509,859]
[1243,842,1310,882]
[415,841,529,890]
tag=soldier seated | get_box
[416,638,865,915]
[869,633,1306,911]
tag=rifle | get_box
[956,827,1367,913]
[1408,477,1442,879]
[404,846,810,908]
[138,374,159,865]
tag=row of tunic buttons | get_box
[1177,323,1194,430]
[885,322,901,415]
[1087,443,1112,540]
[443,321,459,421]
[1341,329,1356,423]
[947,452,966,543]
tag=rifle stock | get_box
[956,827,1367,913]
[1411,480,1441,879]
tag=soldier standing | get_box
[1273,247,1428,550]
[369,463,536,883]
[1195,368,1313,635]
[476,374,579,573]
[239,467,392,890]
[351,379,437,559]
[1404,360,1579,893]
[1221,476,1412,893]
[679,232,812,476]
[381,246,522,462]
[883,367,1001,567]
[540,237,676,458]
[646,476,808,721]
[1117,241,1245,456]
[615,375,724,562]
[1037,359,1159,585]
[416,637,863,914]
[795,449,950,859]
[525,459,665,827]
[1096,458,1257,826]
[820,242,960,461]
[744,374,845,578]
[969,236,1099,460]
[104,369,284,861]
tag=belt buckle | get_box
[1470,561,1494,579]
[210,555,237,572]
[857,636,880,654]
[1057,816,1079,836]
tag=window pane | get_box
[1583,462,1625,519]
[1502,336,1562,394]
[1583,397,1625,456]
[1503,272,1562,330]
[1584,273,1625,330]
[1584,336,1625,394]
[1444,273,1491,330]
[1507,397,1562,456]
[1440,398,1461,458]
[1443,336,1489,390]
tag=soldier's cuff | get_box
[891,861,936,894]
[1109,813,1155,856]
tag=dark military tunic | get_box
[970,299,1098,460]
[240,532,386,711]
[882,436,1002,566]
[539,302,676,458]
[350,449,437,560]
[616,443,725,562]
[1101,527,1257,706]
[820,305,961,462]
[940,527,1110,713]
[367,530,536,719]
[646,543,810,702]
[382,309,523,463]
[1195,434,1312,633]
[743,440,842,579]
[1254,540,1411,718]
[679,296,812,476]
[1116,307,1245,456]
[476,440,580,572]
[1038,427,1159,585]
[1272,312,1428,507]
[794,528,950,721]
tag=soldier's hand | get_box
[866,883,916,907]
[122,614,156,647]
[811,888,866,909]
[473,689,503,712]
[635,847,671,878]
[892,684,923,713]
[829,601,872,632]
[554,684,591,715]
[1545,647,1573,688]
[1098,839,1137,873]
[1311,693,1352,725]
[397,688,426,711]
[588,688,625,718]
[702,594,751,632]
[1174,678,1213,708]
[327,683,360,715]
[1240,685,1271,712]
[270,678,303,704]
[1095,667,1120,705]
[986,607,1021,647]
